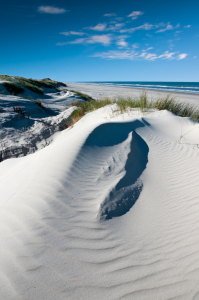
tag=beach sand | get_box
[66,82,199,107]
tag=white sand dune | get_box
[1,105,199,299]
[0,90,82,159]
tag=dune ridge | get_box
[1,106,199,299]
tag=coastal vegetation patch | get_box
[3,82,24,95]
[68,94,199,126]
[0,75,66,96]
[64,89,94,101]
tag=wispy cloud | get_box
[60,31,85,36]
[87,22,125,32]
[92,49,187,61]
[159,51,176,59]
[88,35,112,45]
[156,23,180,33]
[108,23,125,31]
[178,53,187,60]
[58,34,112,46]
[115,17,124,21]
[89,23,107,31]
[38,6,66,14]
[184,25,191,28]
[117,39,128,47]
[104,13,116,17]
[120,22,164,33]
[128,11,144,20]
[156,23,174,33]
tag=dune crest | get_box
[98,131,149,220]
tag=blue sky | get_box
[0,0,198,81]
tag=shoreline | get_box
[66,82,199,107]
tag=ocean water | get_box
[86,82,199,94]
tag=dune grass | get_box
[0,75,13,82]
[0,75,66,96]
[2,82,24,95]
[69,90,94,101]
[68,94,199,127]
[33,99,44,108]
[16,78,44,95]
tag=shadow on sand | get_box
[84,120,149,220]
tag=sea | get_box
[85,82,199,94]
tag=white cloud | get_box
[108,23,125,31]
[88,22,125,32]
[159,51,175,59]
[132,43,139,48]
[60,31,85,36]
[115,17,124,21]
[93,50,137,60]
[144,53,158,60]
[88,35,112,45]
[65,38,86,44]
[147,47,154,50]
[184,25,191,28]
[178,53,187,60]
[56,42,68,46]
[117,39,128,47]
[104,13,116,17]
[89,23,107,31]
[92,49,186,61]
[38,6,66,14]
[156,23,174,33]
[64,34,112,46]
[120,22,165,33]
[128,11,144,20]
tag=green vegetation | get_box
[2,82,24,95]
[0,75,13,82]
[68,94,199,127]
[16,78,44,95]
[0,74,66,96]
[33,99,44,108]
[70,90,94,101]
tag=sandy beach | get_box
[67,82,199,107]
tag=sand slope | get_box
[1,106,199,299]
[0,89,83,159]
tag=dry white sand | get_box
[1,99,199,299]
[66,82,199,107]
[0,90,82,158]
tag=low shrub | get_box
[0,75,13,81]
[16,79,44,95]
[70,90,94,101]
[0,75,66,95]
[3,82,24,95]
